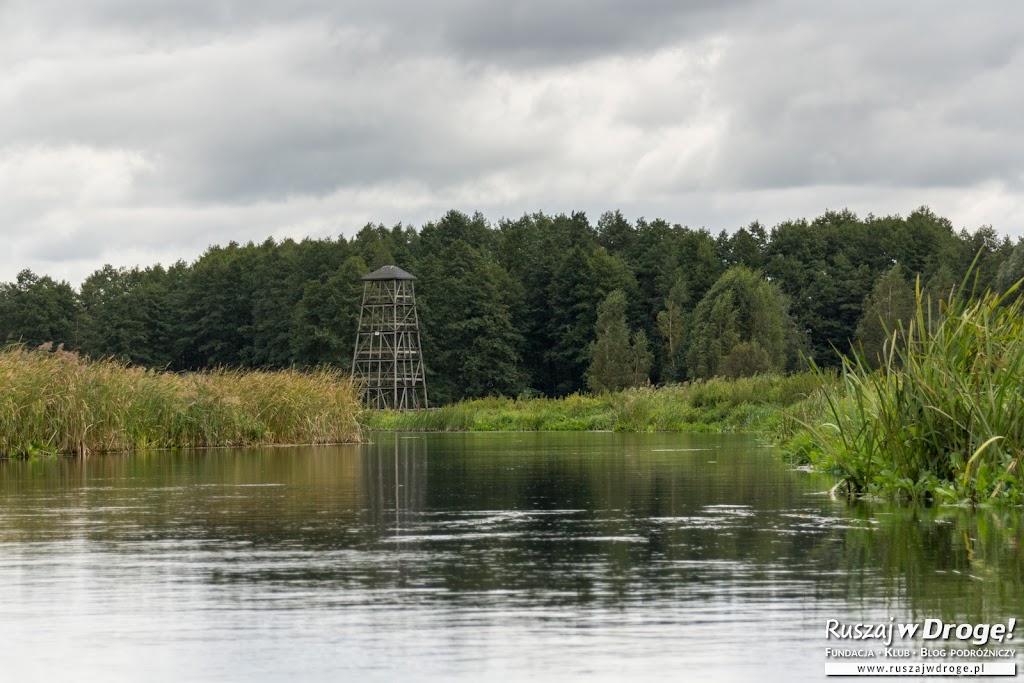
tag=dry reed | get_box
[0,345,361,457]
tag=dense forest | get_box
[2,207,1023,404]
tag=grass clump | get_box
[362,393,611,432]
[793,278,1024,504]
[361,373,824,434]
[0,345,362,457]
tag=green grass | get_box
[789,277,1024,504]
[0,345,362,457]
[361,372,827,434]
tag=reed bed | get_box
[795,279,1024,504]
[361,373,825,434]
[0,346,362,457]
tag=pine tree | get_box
[291,255,368,369]
[416,240,526,403]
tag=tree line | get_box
[2,206,1023,404]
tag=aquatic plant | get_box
[361,373,825,434]
[0,345,362,457]
[797,275,1024,504]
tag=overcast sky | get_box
[2,1,1022,284]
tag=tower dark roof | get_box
[361,265,417,281]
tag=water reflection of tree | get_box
[2,435,1021,622]
[0,446,366,546]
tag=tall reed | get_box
[0,346,362,457]
[798,278,1024,503]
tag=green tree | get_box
[994,240,1024,301]
[664,227,723,309]
[655,278,688,381]
[416,240,526,403]
[292,255,368,369]
[586,290,631,393]
[353,222,412,270]
[78,264,178,367]
[855,265,917,367]
[545,245,637,394]
[720,341,773,379]
[687,290,740,379]
[4,203,1018,399]
[418,210,494,255]
[627,329,653,387]
[179,242,256,368]
[686,267,789,379]
[0,269,80,348]
[596,210,635,256]
[250,239,305,368]
[586,290,651,392]
[721,222,768,269]
[925,264,958,305]
[492,212,596,395]
[956,224,1010,294]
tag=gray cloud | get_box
[706,1,1024,191]
[430,0,752,64]
[15,0,752,64]
[2,0,1023,285]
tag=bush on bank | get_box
[791,278,1024,505]
[360,372,824,434]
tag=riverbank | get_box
[0,346,362,457]
[787,279,1024,505]
[360,373,826,435]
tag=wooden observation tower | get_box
[352,265,428,410]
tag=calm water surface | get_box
[1,433,1021,682]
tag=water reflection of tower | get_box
[362,436,428,538]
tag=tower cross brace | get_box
[352,265,428,410]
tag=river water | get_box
[1,432,1020,681]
